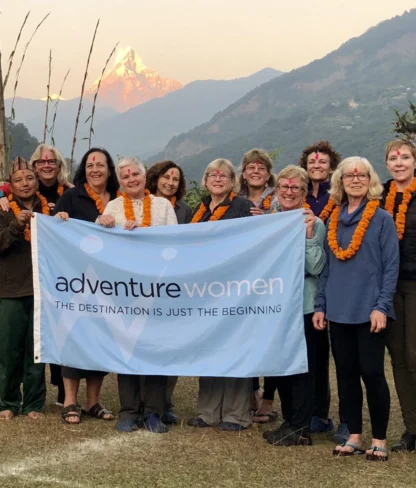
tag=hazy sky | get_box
[1,0,415,99]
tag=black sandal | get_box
[61,404,81,424]
[82,403,114,421]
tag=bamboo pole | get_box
[0,52,8,181]
[43,49,52,143]
[70,19,100,171]
[88,42,118,149]
[50,69,70,147]
[4,11,30,89]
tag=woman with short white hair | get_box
[98,157,177,230]
[98,157,177,434]
[313,157,399,461]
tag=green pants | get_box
[0,297,46,415]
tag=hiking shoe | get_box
[264,423,312,446]
[187,417,211,428]
[310,416,334,434]
[162,408,178,425]
[218,422,246,432]
[391,431,416,452]
[333,423,350,445]
[143,413,169,434]
[116,419,139,433]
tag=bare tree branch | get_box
[88,42,118,149]
[50,68,70,147]
[70,19,100,170]
[4,11,30,89]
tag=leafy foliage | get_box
[6,118,39,161]
[184,180,209,209]
[392,100,416,142]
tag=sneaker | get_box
[310,416,334,434]
[187,417,211,428]
[143,413,170,434]
[162,408,178,425]
[333,423,350,445]
[116,419,139,433]
[218,422,246,432]
[391,431,416,452]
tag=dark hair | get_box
[299,141,341,171]
[73,148,119,194]
[146,160,187,200]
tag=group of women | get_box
[0,138,415,461]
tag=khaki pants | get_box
[197,377,252,428]
[387,280,416,434]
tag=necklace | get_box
[191,192,237,223]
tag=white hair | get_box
[115,157,145,181]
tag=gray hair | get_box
[329,157,383,205]
[115,157,146,181]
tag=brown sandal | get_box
[61,404,81,424]
[82,403,114,421]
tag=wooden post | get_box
[0,52,9,181]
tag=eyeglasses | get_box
[35,159,58,167]
[278,185,302,193]
[342,173,369,182]
[206,172,231,180]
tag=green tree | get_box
[7,118,40,162]
[392,100,416,142]
[184,180,209,209]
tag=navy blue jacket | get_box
[315,200,399,323]
[306,181,330,217]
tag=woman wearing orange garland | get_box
[188,158,253,431]
[98,157,177,434]
[313,157,399,461]
[383,139,416,452]
[54,148,120,425]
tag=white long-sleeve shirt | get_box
[102,194,178,227]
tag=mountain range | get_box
[153,9,416,182]
[85,47,183,112]
[5,65,282,161]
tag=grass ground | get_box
[0,361,415,488]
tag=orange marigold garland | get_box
[384,178,416,240]
[319,197,336,223]
[327,200,379,261]
[191,192,237,223]
[8,192,50,242]
[262,194,272,210]
[170,196,177,208]
[57,185,64,197]
[123,189,152,227]
[85,183,122,215]
[303,200,311,210]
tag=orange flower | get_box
[384,178,416,240]
[84,183,105,214]
[303,199,311,210]
[8,192,50,242]
[262,194,272,210]
[327,200,379,260]
[170,196,177,208]
[191,192,237,223]
[123,189,152,227]
[57,185,64,197]
[319,197,336,222]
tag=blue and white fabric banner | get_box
[32,211,307,377]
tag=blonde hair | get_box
[275,165,309,195]
[115,157,145,181]
[329,157,383,205]
[385,139,416,162]
[201,158,238,192]
[30,144,70,185]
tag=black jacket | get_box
[383,180,416,281]
[54,184,118,222]
[38,180,69,205]
[174,199,193,224]
[193,193,253,222]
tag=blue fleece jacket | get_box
[315,200,399,323]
